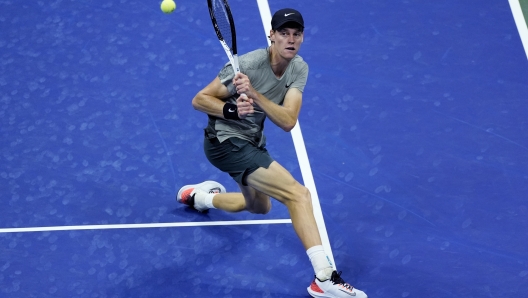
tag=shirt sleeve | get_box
[290,60,309,93]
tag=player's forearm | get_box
[254,93,298,132]
[192,93,225,118]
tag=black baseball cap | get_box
[271,8,304,30]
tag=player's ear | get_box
[269,30,275,42]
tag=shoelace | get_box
[330,271,354,291]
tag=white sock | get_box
[192,191,217,210]
[203,193,216,209]
[306,245,334,281]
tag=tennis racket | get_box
[207,0,240,74]
[207,0,263,113]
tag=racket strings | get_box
[211,0,234,53]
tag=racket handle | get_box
[233,56,262,113]
[232,55,241,73]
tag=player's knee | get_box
[299,186,312,205]
[289,184,312,206]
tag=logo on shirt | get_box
[285,82,293,88]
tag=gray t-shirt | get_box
[205,47,309,146]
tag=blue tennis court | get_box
[1,0,528,297]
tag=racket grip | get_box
[232,55,241,73]
[233,57,261,113]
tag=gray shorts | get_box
[204,137,274,186]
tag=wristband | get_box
[223,103,240,120]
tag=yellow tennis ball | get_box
[160,0,176,14]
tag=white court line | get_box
[509,0,528,59]
[0,219,292,234]
[256,0,335,268]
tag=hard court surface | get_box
[1,0,528,297]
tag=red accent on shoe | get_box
[310,280,324,294]
[180,188,194,204]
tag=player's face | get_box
[271,27,304,59]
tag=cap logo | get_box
[271,8,304,30]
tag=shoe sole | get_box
[308,286,368,298]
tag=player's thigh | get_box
[245,161,308,204]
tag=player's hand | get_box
[233,73,256,99]
[236,94,254,119]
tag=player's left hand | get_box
[233,73,256,99]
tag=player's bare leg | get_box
[178,184,271,214]
[246,162,368,298]
[245,161,322,249]
[178,162,322,247]
[176,162,368,297]
[199,184,270,213]
[210,193,246,212]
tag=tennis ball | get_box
[160,0,176,14]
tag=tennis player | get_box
[177,8,367,298]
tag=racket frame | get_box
[207,0,240,74]
[207,0,262,113]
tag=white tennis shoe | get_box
[176,181,226,212]
[308,270,367,298]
